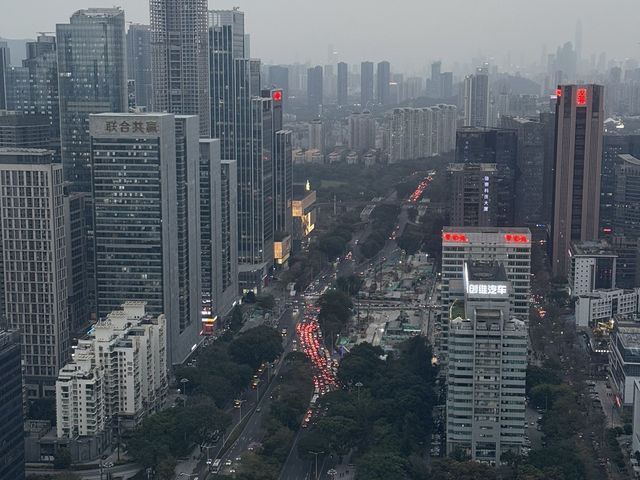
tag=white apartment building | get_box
[56,302,167,438]
[446,261,527,463]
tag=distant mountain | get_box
[0,37,34,66]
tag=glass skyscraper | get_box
[57,8,127,192]
[209,9,245,159]
[150,0,210,137]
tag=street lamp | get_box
[355,381,363,402]
[308,450,324,480]
[180,378,190,398]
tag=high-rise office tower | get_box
[430,61,442,98]
[464,67,490,127]
[268,65,289,100]
[150,0,210,137]
[0,148,69,398]
[274,129,293,235]
[0,330,24,480]
[540,111,557,226]
[551,84,604,277]
[199,139,239,324]
[441,72,453,98]
[500,116,546,226]
[361,61,374,108]
[448,163,498,227]
[63,189,91,332]
[126,24,152,109]
[455,127,518,227]
[600,134,640,234]
[614,155,640,237]
[57,8,127,192]
[0,42,8,110]
[438,227,531,362]
[209,8,245,159]
[307,65,323,110]
[337,62,348,106]
[376,61,391,105]
[90,113,201,365]
[5,34,60,152]
[220,159,238,302]
[446,261,527,463]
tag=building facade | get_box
[448,163,498,227]
[126,24,152,109]
[90,113,201,365]
[446,261,527,463]
[610,323,640,406]
[551,84,604,277]
[439,227,531,362]
[209,8,245,159]
[0,148,68,397]
[360,61,374,108]
[56,302,167,437]
[0,330,24,480]
[150,0,210,137]
[499,116,546,226]
[57,8,127,192]
[464,67,489,127]
[307,66,323,110]
[568,241,616,296]
[376,61,391,105]
[455,127,518,227]
[337,62,348,106]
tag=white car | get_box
[225,459,232,466]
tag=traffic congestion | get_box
[295,301,338,429]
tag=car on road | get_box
[225,459,232,466]
[206,459,212,465]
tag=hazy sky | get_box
[2,0,639,74]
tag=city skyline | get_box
[2,0,640,73]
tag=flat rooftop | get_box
[570,240,615,257]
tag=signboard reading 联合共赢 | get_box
[89,115,169,139]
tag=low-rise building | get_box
[632,380,640,454]
[575,288,640,328]
[610,323,640,406]
[569,241,617,296]
[56,302,168,440]
[292,182,316,246]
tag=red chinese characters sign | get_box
[576,88,587,105]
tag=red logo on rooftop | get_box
[443,233,468,242]
[504,234,528,243]
[273,91,282,101]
